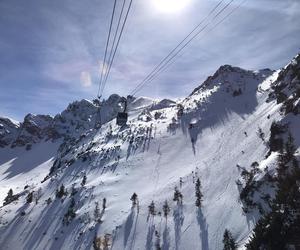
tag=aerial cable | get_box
[130,0,237,96]
[131,0,235,96]
[129,0,225,96]
[138,0,235,89]
[101,0,127,94]
[146,0,243,85]
[97,0,117,99]
[208,0,247,33]
[101,0,133,95]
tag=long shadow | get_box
[74,222,100,250]
[180,77,261,153]
[126,143,133,161]
[0,210,26,247]
[129,211,139,250]
[123,209,135,248]
[162,224,170,250]
[173,204,184,250]
[235,181,260,230]
[23,199,63,250]
[0,142,59,180]
[21,182,93,250]
[197,209,209,250]
[146,224,155,250]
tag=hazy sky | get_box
[0,0,299,120]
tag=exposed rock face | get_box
[150,99,176,111]
[269,54,300,115]
[1,95,129,149]
[0,118,20,147]
[191,64,274,96]
[11,114,57,147]
[1,55,300,250]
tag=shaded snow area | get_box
[0,55,299,250]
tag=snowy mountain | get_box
[0,54,299,250]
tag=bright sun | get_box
[152,0,192,13]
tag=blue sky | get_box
[0,0,299,121]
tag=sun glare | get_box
[152,0,192,14]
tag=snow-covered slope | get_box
[0,55,299,250]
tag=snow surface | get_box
[0,61,298,250]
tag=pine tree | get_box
[46,197,52,205]
[63,197,76,225]
[102,198,107,211]
[94,202,100,222]
[130,193,138,207]
[195,178,203,207]
[223,229,237,250]
[81,174,87,187]
[173,186,183,204]
[56,184,67,199]
[162,200,170,220]
[26,191,34,203]
[3,189,14,205]
[148,201,156,220]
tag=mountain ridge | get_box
[0,55,299,250]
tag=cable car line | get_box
[131,0,235,96]
[101,0,133,96]
[130,0,237,96]
[147,0,244,86]
[95,0,133,127]
[97,0,117,99]
[129,0,225,96]
[100,0,127,96]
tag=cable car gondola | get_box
[116,99,128,126]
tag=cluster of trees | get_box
[246,132,300,249]
[63,198,76,225]
[94,198,106,223]
[236,162,263,213]
[26,188,42,204]
[56,184,68,199]
[272,54,300,115]
[267,121,287,155]
[223,229,237,250]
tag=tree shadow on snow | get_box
[145,224,155,250]
[162,224,170,250]
[123,208,139,249]
[179,81,259,155]
[126,143,133,161]
[236,182,260,230]
[173,204,184,250]
[197,208,209,250]
[1,142,58,180]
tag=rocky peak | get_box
[269,54,300,114]
[190,65,273,96]
[0,117,20,147]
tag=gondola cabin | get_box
[116,112,128,126]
